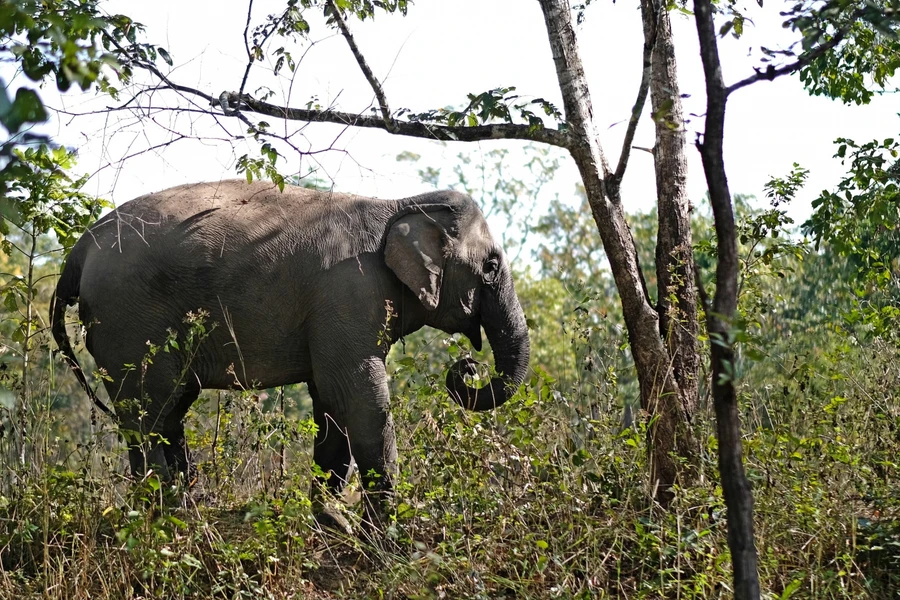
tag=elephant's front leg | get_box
[309,382,353,530]
[310,382,352,494]
[314,356,397,528]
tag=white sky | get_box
[27,0,900,230]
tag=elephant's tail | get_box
[51,257,114,419]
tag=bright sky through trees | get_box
[20,0,900,223]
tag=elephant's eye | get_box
[483,257,500,281]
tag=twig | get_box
[239,0,256,96]
[238,1,288,99]
[87,134,189,179]
[326,0,393,128]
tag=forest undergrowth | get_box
[0,310,897,599]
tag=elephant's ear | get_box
[385,212,445,311]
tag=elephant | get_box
[51,179,530,522]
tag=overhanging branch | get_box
[232,93,572,146]
[118,81,573,148]
[104,23,575,159]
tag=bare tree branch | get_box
[326,0,393,129]
[104,31,572,150]
[614,1,658,181]
[90,134,189,179]
[239,0,256,96]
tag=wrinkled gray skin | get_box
[52,180,530,522]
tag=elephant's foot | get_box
[310,479,354,535]
[128,442,171,481]
[313,504,353,535]
[360,484,393,534]
[160,427,198,487]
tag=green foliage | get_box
[0,87,46,137]
[0,0,165,214]
[0,145,897,597]
[2,0,119,92]
[324,0,410,21]
[805,136,900,340]
[402,87,563,132]
[0,145,108,252]
[237,142,286,191]
[713,0,900,105]
[0,146,106,408]
[737,167,808,333]
[789,1,900,105]
[799,18,900,105]
[1,307,898,598]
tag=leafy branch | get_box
[726,1,900,98]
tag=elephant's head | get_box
[384,191,530,411]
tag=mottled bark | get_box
[692,0,760,597]
[537,0,696,502]
[640,0,700,417]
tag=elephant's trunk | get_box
[446,273,530,411]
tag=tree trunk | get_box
[692,0,760,596]
[641,0,700,419]
[538,0,696,502]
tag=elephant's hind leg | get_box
[128,443,170,481]
[100,353,198,482]
[162,381,202,484]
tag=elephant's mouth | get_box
[463,320,483,352]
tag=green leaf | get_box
[3,293,17,312]
[0,83,12,123]
[2,88,48,133]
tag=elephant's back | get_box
[80,179,396,262]
[86,180,355,241]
